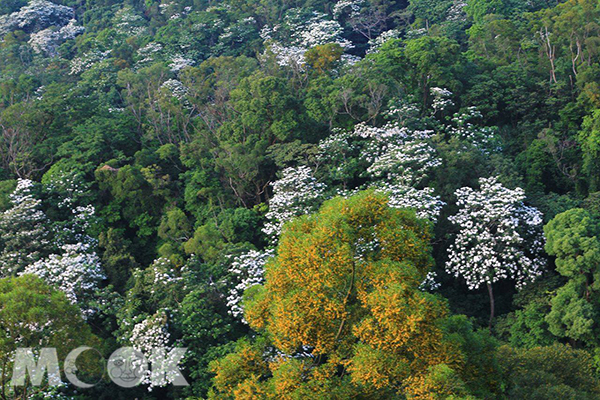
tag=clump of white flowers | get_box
[168,54,194,73]
[0,179,50,276]
[333,0,364,19]
[114,6,147,37]
[447,0,468,22]
[226,249,275,320]
[129,311,183,389]
[22,242,105,317]
[147,258,183,287]
[367,29,401,54]
[263,166,326,241]
[136,42,164,66]
[367,141,442,185]
[262,10,352,68]
[448,106,500,152]
[353,112,445,221]
[44,171,98,246]
[161,79,188,101]
[0,0,74,36]
[419,271,441,291]
[29,18,84,56]
[384,185,446,221]
[16,172,105,316]
[130,311,171,357]
[430,87,455,113]
[69,49,111,75]
[445,176,546,290]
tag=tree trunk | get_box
[487,282,495,330]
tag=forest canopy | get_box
[1,0,600,398]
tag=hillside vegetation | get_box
[1,0,600,398]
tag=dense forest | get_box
[1,0,600,398]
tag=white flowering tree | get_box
[116,256,187,390]
[366,29,400,54]
[445,176,546,327]
[22,242,105,318]
[263,166,326,242]
[261,10,353,69]
[0,0,74,37]
[169,54,195,73]
[0,179,50,276]
[129,310,183,389]
[333,0,389,40]
[353,117,446,222]
[43,170,98,246]
[29,18,84,56]
[226,249,275,321]
[70,49,112,75]
[13,171,107,317]
[113,6,147,37]
[430,87,455,115]
[317,128,360,189]
[447,106,500,152]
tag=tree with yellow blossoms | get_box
[209,191,486,399]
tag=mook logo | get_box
[11,347,188,388]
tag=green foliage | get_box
[544,208,600,345]
[0,275,99,396]
[2,0,600,396]
[498,343,600,398]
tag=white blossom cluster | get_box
[382,184,446,221]
[129,311,183,389]
[263,166,326,241]
[340,53,362,66]
[262,10,352,68]
[367,141,442,185]
[22,242,105,317]
[218,16,256,43]
[265,42,306,67]
[130,312,170,356]
[169,54,195,73]
[448,106,501,152]
[136,42,164,66]
[0,0,74,36]
[427,88,500,152]
[226,249,275,320]
[69,49,111,75]
[352,118,445,222]
[447,0,468,22]
[317,128,358,182]
[44,171,98,246]
[333,0,364,19]
[0,179,49,276]
[445,176,546,290]
[297,18,351,50]
[114,6,147,37]
[161,79,188,101]
[430,87,455,113]
[354,232,380,262]
[66,205,97,246]
[353,121,433,143]
[147,258,183,288]
[34,85,45,100]
[29,18,84,56]
[159,2,192,20]
[419,271,441,291]
[384,99,421,125]
[44,171,88,209]
[405,27,427,39]
[367,29,401,54]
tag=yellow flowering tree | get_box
[210,191,469,398]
